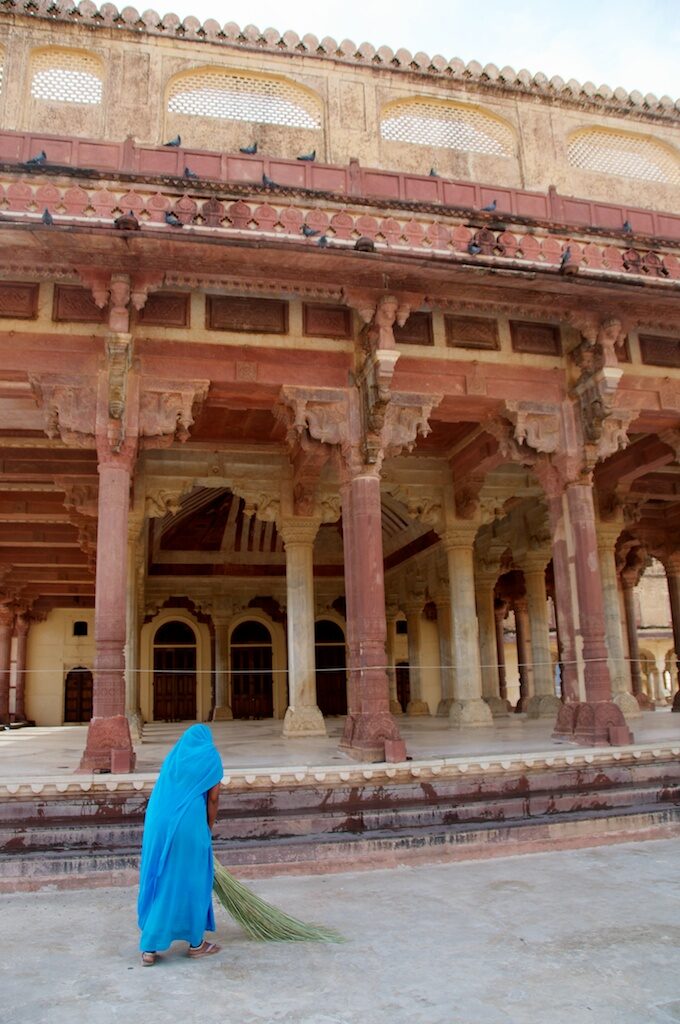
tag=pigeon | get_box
[297,150,316,162]
[41,208,53,225]
[183,166,199,178]
[354,236,375,252]
[467,241,481,255]
[164,210,184,227]
[164,135,181,147]
[559,246,573,272]
[262,173,278,188]
[301,224,320,237]
[317,235,329,248]
[622,220,633,233]
[114,210,140,231]
[481,199,497,212]
[429,168,439,177]
[26,150,47,166]
[240,142,258,155]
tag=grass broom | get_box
[213,860,344,943]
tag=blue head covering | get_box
[137,724,223,928]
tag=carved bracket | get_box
[30,375,96,446]
[140,380,210,448]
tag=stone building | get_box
[0,2,678,772]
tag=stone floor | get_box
[1,708,679,781]
[2,837,680,1024]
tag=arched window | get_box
[167,69,322,129]
[567,129,680,185]
[380,99,513,156]
[30,49,103,105]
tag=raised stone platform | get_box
[1,713,679,890]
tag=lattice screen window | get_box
[30,50,103,105]
[567,129,680,185]
[167,71,322,129]
[380,100,513,156]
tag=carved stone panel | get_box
[509,320,561,356]
[206,296,288,334]
[639,334,680,368]
[445,315,499,351]
[136,292,190,327]
[393,312,433,346]
[53,286,107,324]
[302,303,352,339]
[0,282,39,319]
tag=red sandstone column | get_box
[79,448,136,772]
[0,604,13,725]
[663,553,680,711]
[494,601,508,704]
[544,489,580,703]
[13,612,29,722]
[339,470,406,762]
[513,596,533,712]
[405,601,429,715]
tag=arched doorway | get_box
[315,619,347,716]
[63,666,93,723]
[396,661,410,712]
[153,620,197,721]
[231,620,274,719]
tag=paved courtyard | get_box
[3,837,680,1024]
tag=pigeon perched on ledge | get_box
[262,173,278,188]
[26,150,47,166]
[240,142,258,155]
[164,135,181,147]
[481,199,497,212]
[114,210,141,231]
[297,150,316,162]
[164,210,184,228]
[301,224,320,237]
[41,208,53,225]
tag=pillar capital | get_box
[441,525,479,550]
[278,516,321,547]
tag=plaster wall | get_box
[25,609,95,726]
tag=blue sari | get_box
[138,724,224,952]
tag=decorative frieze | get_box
[445,315,499,351]
[0,282,39,319]
[639,334,680,368]
[135,292,190,328]
[52,285,106,324]
[393,312,433,346]
[302,303,352,340]
[206,295,288,334]
[509,320,562,356]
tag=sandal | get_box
[141,952,157,966]
[187,940,221,959]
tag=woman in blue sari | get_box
[137,724,224,965]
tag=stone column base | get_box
[552,701,634,746]
[613,691,643,719]
[212,705,234,721]
[126,709,144,741]
[449,698,494,728]
[635,692,656,711]
[78,715,136,773]
[484,696,511,718]
[436,697,454,717]
[525,694,562,719]
[406,699,430,716]
[389,699,404,716]
[282,705,327,738]
[340,711,407,763]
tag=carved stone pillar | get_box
[385,603,402,715]
[523,560,561,718]
[212,611,233,721]
[340,470,406,761]
[435,595,455,716]
[405,601,429,715]
[280,517,326,737]
[494,600,509,705]
[665,553,680,711]
[0,604,14,725]
[621,571,643,700]
[79,447,136,773]
[124,512,144,739]
[474,575,506,717]
[13,612,29,722]
[513,596,533,712]
[595,523,639,719]
[543,487,581,705]
[444,530,493,727]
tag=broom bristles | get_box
[212,860,344,943]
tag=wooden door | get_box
[315,620,347,716]
[153,621,197,721]
[63,667,93,723]
[396,662,410,713]
[231,621,273,719]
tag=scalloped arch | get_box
[379,97,515,156]
[166,66,323,130]
[567,127,680,185]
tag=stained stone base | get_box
[484,696,511,718]
[78,715,136,774]
[436,698,454,717]
[125,709,144,742]
[525,694,562,719]
[406,699,430,716]
[389,699,404,716]
[282,705,327,738]
[212,704,234,721]
[552,701,634,746]
[613,691,643,719]
[449,698,494,728]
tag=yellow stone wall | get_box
[25,609,95,726]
